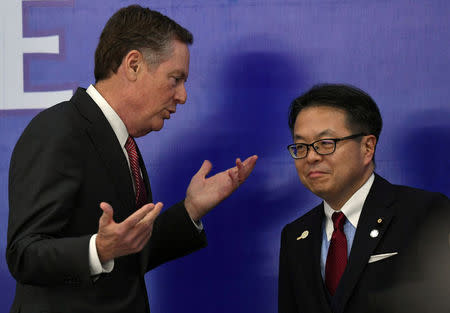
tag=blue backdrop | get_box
[1,0,449,312]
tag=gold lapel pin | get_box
[377,218,383,224]
[297,230,309,240]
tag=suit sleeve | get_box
[6,116,92,287]
[279,226,297,313]
[140,199,207,273]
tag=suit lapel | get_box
[294,205,333,313]
[71,88,136,220]
[332,174,397,313]
[72,88,156,274]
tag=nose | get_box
[175,83,187,104]
[305,145,322,163]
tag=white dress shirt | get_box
[320,173,375,279]
[86,84,129,276]
[85,84,202,276]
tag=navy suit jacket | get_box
[7,88,207,313]
[279,174,449,313]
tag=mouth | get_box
[164,108,176,119]
[307,170,328,178]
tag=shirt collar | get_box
[86,84,129,148]
[323,173,375,240]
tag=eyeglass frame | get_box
[287,133,367,159]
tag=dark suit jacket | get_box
[6,88,207,313]
[367,195,450,313]
[278,174,449,313]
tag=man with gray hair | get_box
[7,5,257,312]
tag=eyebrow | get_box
[294,129,337,141]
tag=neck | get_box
[327,166,374,211]
[94,78,134,134]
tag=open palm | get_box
[185,155,258,221]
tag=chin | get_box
[311,189,330,200]
[152,121,165,132]
[146,118,165,132]
[305,181,330,198]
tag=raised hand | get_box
[184,155,258,221]
[96,201,163,263]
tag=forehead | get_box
[293,106,351,140]
[156,40,190,72]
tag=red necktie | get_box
[325,211,348,295]
[125,136,147,208]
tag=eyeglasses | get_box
[287,133,366,159]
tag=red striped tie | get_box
[125,136,147,208]
[325,211,348,295]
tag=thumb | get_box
[99,202,114,226]
[195,160,212,178]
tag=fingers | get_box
[242,155,258,168]
[240,155,258,176]
[131,202,163,252]
[233,155,258,185]
[227,159,243,187]
[227,167,239,186]
[236,157,243,169]
[96,201,164,261]
[122,203,156,228]
[195,160,212,178]
[134,228,153,252]
[136,202,163,227]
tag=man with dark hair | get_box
[7,5,257,313]
[279,84,449,313]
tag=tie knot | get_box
[125,136,136,153]
[332,212,346,230]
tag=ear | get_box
[362,135,377,164]
[122,50,144,81]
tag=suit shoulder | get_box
[281,203,322,234]
[17,100,88,145]
[32,100,82,127]
[386,183,449,220]
[11,99,91,170]
[392,183,449,204]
